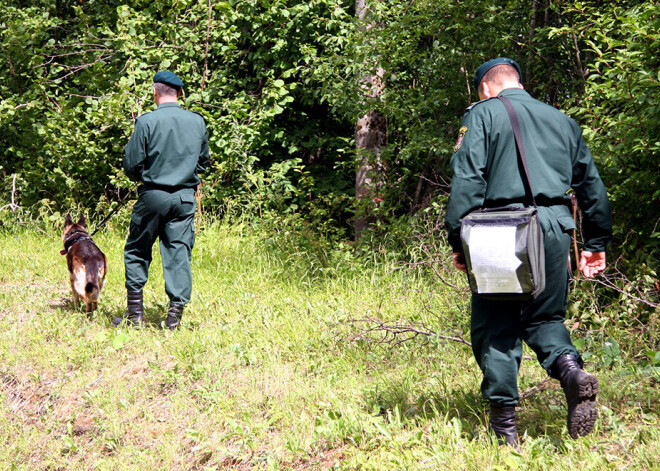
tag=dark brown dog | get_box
[61,215,108,312]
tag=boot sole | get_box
[567,373,598,439]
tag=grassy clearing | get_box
[0,221,657,470]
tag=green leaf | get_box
[113,333,130,350]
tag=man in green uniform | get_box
[445,58,612,446]
[113,71,209,330]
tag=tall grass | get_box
[0,219,657,470]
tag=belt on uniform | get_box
[140,182,194,193]
[485,197,571,209]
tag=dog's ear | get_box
[64,214,73,227]
[77,214,86,228]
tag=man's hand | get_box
[452,252,467,273]
[579,251,606,278]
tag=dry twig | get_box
[344,313,535,361]
[520,377,553,401]
[0,175,23,223]
[344,316,470,350]
[583,271,658,309]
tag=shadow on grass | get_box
[53,296,201,332]
[51,298,104,321]
[52,296,111,318]
[519,391,571,444]
[102,306,201,332]
[49,300,69,311]
[363,378,577,444]
[363,383,488,440]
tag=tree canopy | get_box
[1,0,658,279]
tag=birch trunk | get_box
[355,0,387,239]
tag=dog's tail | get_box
[85,282,99,297]
[84,262,104,301]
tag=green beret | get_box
[153,71,184,89]
[474,58,522,90]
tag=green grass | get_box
[0,221,657,470]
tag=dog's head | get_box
[63,214,87,242]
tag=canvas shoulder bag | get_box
[460,95,545,300]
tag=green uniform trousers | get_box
[124,186,196,304]
[470,206,581,406]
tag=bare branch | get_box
[190,101,224,109]
[65,93,106,99]
[1,175,23,224]
[44,93,62,112]
[48,52,120,82]
[11,174,19,215]
[583,275,658,308]
[520,378,553,400]
[342,315,537,361]
[343,316,466,347]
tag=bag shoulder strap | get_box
[497,95,538,208]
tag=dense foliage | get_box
[0,0,357,230]
[1,1,657,303]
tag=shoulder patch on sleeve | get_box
[453,126,468,152]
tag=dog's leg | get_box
[70,283,80,309]
[69,276,79,310]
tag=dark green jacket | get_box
[445,88,611,253]
[124,102,209,188]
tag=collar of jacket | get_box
[157,102,181,109]
[497,88,530,99]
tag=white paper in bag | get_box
[466,225,523,293]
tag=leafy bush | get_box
[552,1,659,272]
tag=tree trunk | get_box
[355,0,387,240]
[355,109,386,236]
[526,0,539,85]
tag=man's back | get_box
[446,87,610,253]
[455,88,581,206]
[124,103,209,188]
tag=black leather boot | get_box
[489,402,519,449]
[554,354,598,438]
[165,303,184,331]
[112,290,144,327]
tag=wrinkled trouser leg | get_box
[160,189,196,305]
[470,208,581,405]
[522,213,581,376]
[124,187,196,304]
[124,189,163,292]
[471,296,524,406]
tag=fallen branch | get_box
[343,315,535,361]
[520,377,553,401]
[345,316,470,349]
